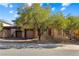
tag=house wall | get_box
[48,28,64,39]
[0,31,3,38]
[0,26,38,39]
[0,28,12,38]
[12,29,38,39]
[11,29,16,38]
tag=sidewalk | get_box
[0,38,38,43]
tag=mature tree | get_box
[66,16,79,40]
[31,3,50,40]
[15,3,51,41]
[48,13,67,39]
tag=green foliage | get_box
[15,3,79,31]
[15,3,50,30]
[66,16,79,30]
[48,13,67,30]
[0,22,3,31]
[15,3,79,40]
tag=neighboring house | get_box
[48,26,79,42]
[0,20,38,39]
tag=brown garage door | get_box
[15,30,22,38]
[25,29,34,39]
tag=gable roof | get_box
[0,19,13,25]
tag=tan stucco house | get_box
[0,20,38,39]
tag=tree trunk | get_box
[61,29,64,40]
[48,28,51,36]
[38,35,41,41]
[38,28,41,41]
[53,29,55,39]
[69,30,72,40]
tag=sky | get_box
[0,3,79,24]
